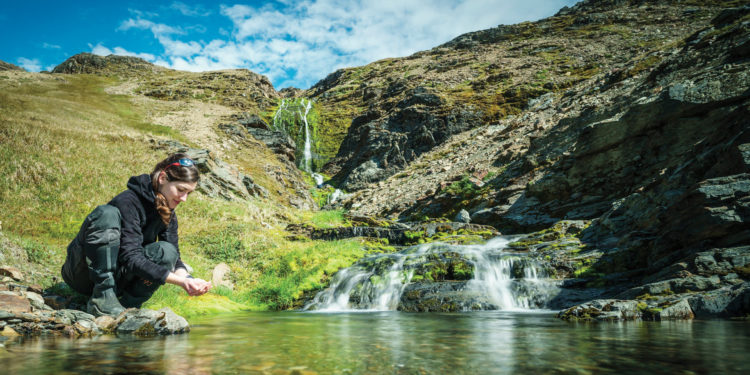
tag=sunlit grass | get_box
[0,72,367,318]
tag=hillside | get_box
[1,0,748,321]
[0,66,359,316]
[314,0,750,316]
[309,0,741,190]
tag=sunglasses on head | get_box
[164,158,195,171]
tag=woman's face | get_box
[158,173,197,209]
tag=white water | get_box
[304,236,558,312]
[312,173,325,187]
[328,189,343,204]
[300,99,313,172]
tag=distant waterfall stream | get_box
[271,98,317,172]
[304,237,560,312]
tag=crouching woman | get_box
[61,153,212,317]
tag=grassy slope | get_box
[0,71,362,318]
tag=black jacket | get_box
[109,174,187,284]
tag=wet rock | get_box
[398,282,495,312]
[1,326,20,337]
[688,282,750,318]
[658,299,694,320]
[94,315,118,333]
[558,299,640,322]
[115,308,189,336]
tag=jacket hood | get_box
[127,174,156,205]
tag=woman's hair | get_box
[151,153,200,225]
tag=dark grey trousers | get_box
[61,205,178,307]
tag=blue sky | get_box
[1,1,578,89]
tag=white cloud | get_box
[89,43,156,61]
[118,18,183,36]
[120,0,576,88]
[17,57,41,72]
[170,2,211,17]
[42,43,61,49]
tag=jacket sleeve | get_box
[159,213,187,272]
[114,193,171,284]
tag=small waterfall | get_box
[304,237,558,312]
[328,189,342,204]
[312,173,325,187]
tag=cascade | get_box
[304,237,558,312]
[300,99,313,172]
[328,189,342,204]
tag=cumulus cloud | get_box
[17,57,42,72]
[90,43,156,61]
[121,0,574,88]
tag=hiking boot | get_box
[85,244,125,317]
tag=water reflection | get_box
[2,312,749,374]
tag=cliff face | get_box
[309,0,738,191]
[321,2,750,314]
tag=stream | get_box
[2,311,749,374]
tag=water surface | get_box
[2,311,749,374]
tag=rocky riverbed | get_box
[0,266,189,342]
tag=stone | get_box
[94,315,118,332]
[0,292,31,313]
[0,266,23,281]
[454,209,471,223]
[212,263,234,290]
[0,326,19,337]
[658,299,694,320]
[22,291,47,311]
[115,308,189,335]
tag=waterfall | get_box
[304,237,558,312]
[300,99,313,172]
[271,98,317,172]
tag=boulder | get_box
[115,308,189,335]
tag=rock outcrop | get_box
[0,60,25,72]
[0,270,189,338]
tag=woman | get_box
[61,153,212,317]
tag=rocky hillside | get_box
[50,53,316,210]
[309,0,741,191]
[0,60,25,71]
[315,1,750,317]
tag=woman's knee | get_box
[84,205,122,245]
[143,242,179,270]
